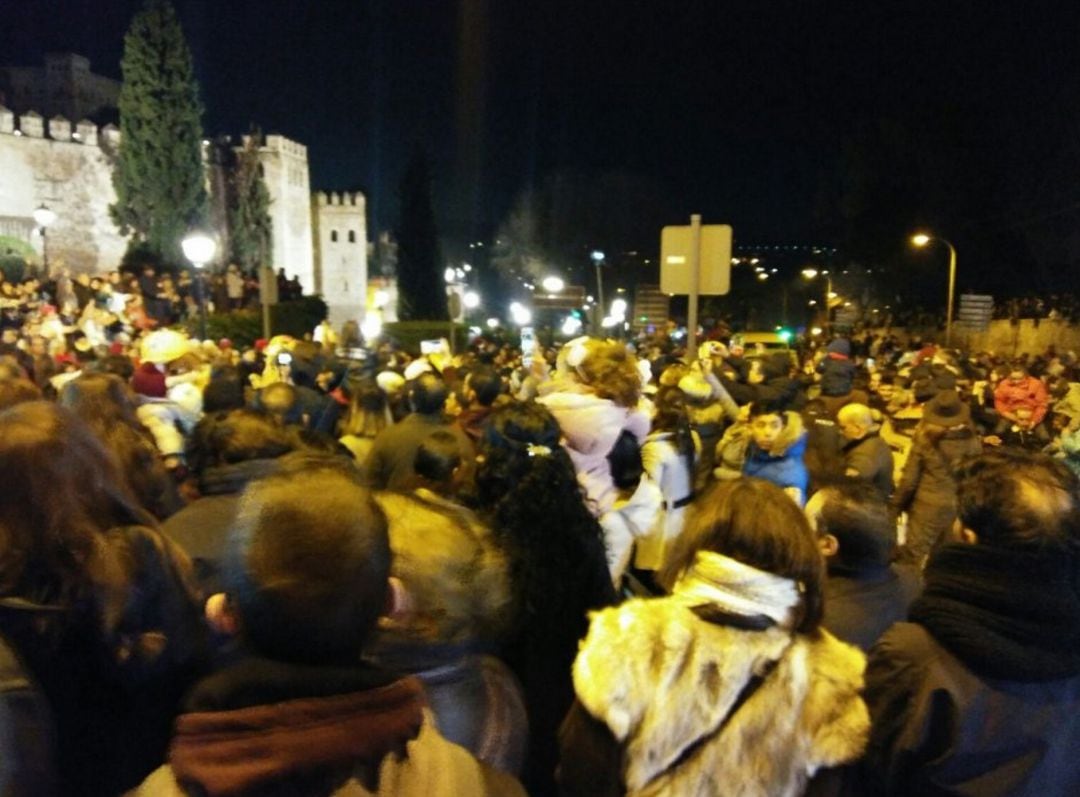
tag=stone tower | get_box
[313,191,367,330]
[251,134,314,293]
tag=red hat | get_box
[254,338,268,352]
[131,363,167,398]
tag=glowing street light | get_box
[911,232,958,345]
[802,267,833,324]
[33,203,57,277]
[444,267,456,283]
[182,230,217,341]
[486,317,499,329]
[610,298,628,318]
[509,302,531,326]
[181,231,216,268]
[463,291,480,309]
[542,275,565,293]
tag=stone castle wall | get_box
[0,107,317,286]
[0,107,127,272]
[0,103,366,330]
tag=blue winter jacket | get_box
[742,412,809,505]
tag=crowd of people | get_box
[0,293,1079,796]
[0,263,305,343]
[993,293,1080,323]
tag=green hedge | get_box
[185,295,329,346]
[0,254,28,284]
[382,320,470,354]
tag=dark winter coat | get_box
[842,432,895,497]
[370,644,527,776]
[892,426,982,559]
[822,562,921,652]
[0,620,56,795]
[818,354,856,397]
[162,458,283,594]
[363,412,476,491]
[863,543,1080,796]
[0,526,206,797]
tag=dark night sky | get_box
[5,0,1080,293]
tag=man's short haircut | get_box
[814,481,895,569]
[837,403,874,429]
[203,366,247,413]
[749,399,787,420]
[955,449,1079,548]
[409,372,449,415]
[188,408,294,473]
[414,430,462,483]
[258,382,303,426]
[225,467,390,664]
[467,366,502,407]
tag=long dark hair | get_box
[476,402,609,628]
[660,478,825,635]
[58,373,177,520]
[0,401,152,612]
[653,385,696,475]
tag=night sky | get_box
[5,0,1080,296]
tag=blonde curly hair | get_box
[574,339,642,408]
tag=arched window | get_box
[348,230,356,243]
[330,230,338,243]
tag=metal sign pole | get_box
[687,213,702,359]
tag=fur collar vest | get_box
[573,598,868,796]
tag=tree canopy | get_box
[110,0,208,267]
[228,131,274,272]
[395,149,448,320]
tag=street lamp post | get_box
[33,204,57,278]
[591,250,605,332]
[182,231,217,341]
[801,267,834,326]
[911,233,957,346]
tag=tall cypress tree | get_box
[396,149,448,321]
[228,130,273,272]
[110,0,208,267]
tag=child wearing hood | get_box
[818,338,856,397]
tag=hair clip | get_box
[565,338,589,368]
[526,443,552,457]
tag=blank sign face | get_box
[660,223,732,296]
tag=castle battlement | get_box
[264,134,306,160]
[315,191,364,208]
[0,106,118,148]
